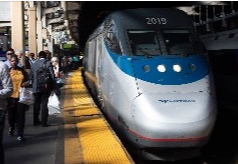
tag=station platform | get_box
[3,68,134,164]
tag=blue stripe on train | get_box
[106,46,209,85]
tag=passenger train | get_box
[83,8,217,160]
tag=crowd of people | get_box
[0,48,81,164]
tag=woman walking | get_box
[7,54,31,141]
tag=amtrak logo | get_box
[158,100,196,103]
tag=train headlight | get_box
[188,63,196,71]
[173,64,182,72]
[143,65,150,72]
[157,65,166,72]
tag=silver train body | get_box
[83,8,217,160]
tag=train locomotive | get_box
[83,8,217,160]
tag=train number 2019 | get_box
[146,18,167,25]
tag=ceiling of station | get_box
[66,1,235,50]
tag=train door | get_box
[95,35,102,82]
[95,37,102,89]
[95,35,104,106]
[87,40,96,74]
[84,40,98,97]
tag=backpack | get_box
[36,60,54,92]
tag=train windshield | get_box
[128,30,162,56]
[162,29,198,55]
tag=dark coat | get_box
[30,58,56,93]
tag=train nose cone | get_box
[133,92,216,123]
[130,92,217,147]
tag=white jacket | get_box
[0,61,13,111]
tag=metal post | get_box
[206,5,210,31]
[222,5,227,28]
[213,5,216,18]
[199,6,202,23]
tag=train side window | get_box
[106,30,121,54]
[110,36,121,54]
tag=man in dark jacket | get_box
[0,60,13,164]
[31,51,56,127]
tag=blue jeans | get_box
[0,110,5,164]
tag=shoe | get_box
[41,123,50,127]
[8,128,14,137]
[17,136,25,141]
[33,120,41,126]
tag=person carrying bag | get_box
[6,55,31,141]
[31,51,56,127]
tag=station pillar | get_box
[11,1,26,67]
[36,2,43,53]
[28,6,37,56]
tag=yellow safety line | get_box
[63,69,134,164]
[63,71,83,164]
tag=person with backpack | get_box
[31,51,56,127]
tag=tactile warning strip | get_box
[63,69,134,164]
